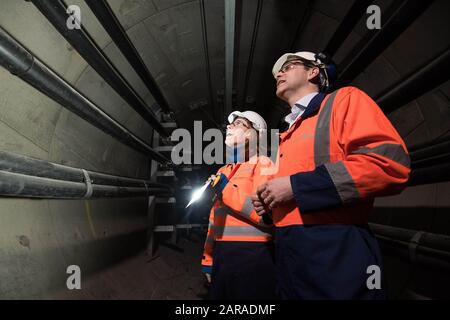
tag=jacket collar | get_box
[279,92,327,140]
[301,92,326,119]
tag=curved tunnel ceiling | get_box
[2,0,449,157]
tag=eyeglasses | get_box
[230,119,251,129]
[279,61,305,73]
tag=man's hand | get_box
[251,194,268,216]
[256,176,294,210]
[205,273,211,284]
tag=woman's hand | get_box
[209,174,219,186]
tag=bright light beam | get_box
[186,179,211,208]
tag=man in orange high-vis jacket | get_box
[253,51,411,299]
[201,111,276,300]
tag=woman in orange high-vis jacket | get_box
[254,51,411,299]
[201,111,276,300]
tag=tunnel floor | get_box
[54,232,208,300]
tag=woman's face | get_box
[225,117,252,147]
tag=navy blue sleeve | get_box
[201,265,212,274]
[290,165,342,212]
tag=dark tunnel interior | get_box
[0,0,449,300]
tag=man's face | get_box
[275,59,316,100]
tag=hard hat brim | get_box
[272,51,322,77]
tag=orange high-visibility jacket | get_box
[201,157,273,272]
[273,86,411,226]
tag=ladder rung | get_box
[157,171,175,177]
[155,197,176,204]
[154,224,208,232]
[162,122,177,128]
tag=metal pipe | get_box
[370,223,450,253]
[224,0,236,120]
[240,0,262,110]
[0,150,173,199]
[289,0,314,50]
[323,0,373,56]
[84,0,171,114]
[333,0,435,88]
[199,0,217,124]
[376,48,450,114]
[0,150,171,190]
[406,139,450,185]
[377,235,450,263]
[412,152,450,170]
[410,140,450,164]
[409,162,450,186]
[370,223,450,271]
[377,236,450,272]
[404,140,450,185]
[29,0,168,137]
[0,27,169,164]
[0,170,171,199]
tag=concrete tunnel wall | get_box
[0,0,207,298]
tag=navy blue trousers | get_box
[210,241,277,300]
[275,224,386,300]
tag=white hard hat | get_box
[228,111,267,132]
[272,51,324,78]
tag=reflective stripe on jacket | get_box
[201,156,274,270]
[273,86,411,227]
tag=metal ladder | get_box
[146,112,206,259]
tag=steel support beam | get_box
[84,0,171,114]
